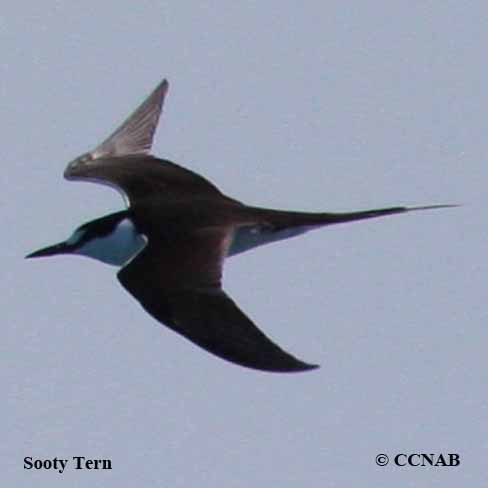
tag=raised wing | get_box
[64,78,229,204]
[117,228,317,372]
[93,78,168,158]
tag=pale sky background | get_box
[3,2,487,487]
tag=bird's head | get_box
[26,212,145,266]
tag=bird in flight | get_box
[27,79,453,372]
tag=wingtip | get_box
[248,358,320,373]
[299,362,320,372]
[296,362,320,372]
[153,78,169,99]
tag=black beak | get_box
[25,242,69,259]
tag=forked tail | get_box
[311,203,458,226]
[255,203,458,229]
[230,204,457,257]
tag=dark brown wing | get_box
[117,228,317,372]
[66,154,227,204]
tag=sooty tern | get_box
[27,79,454,373]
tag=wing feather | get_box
[93,79,168,158]
[116,229,317,372]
